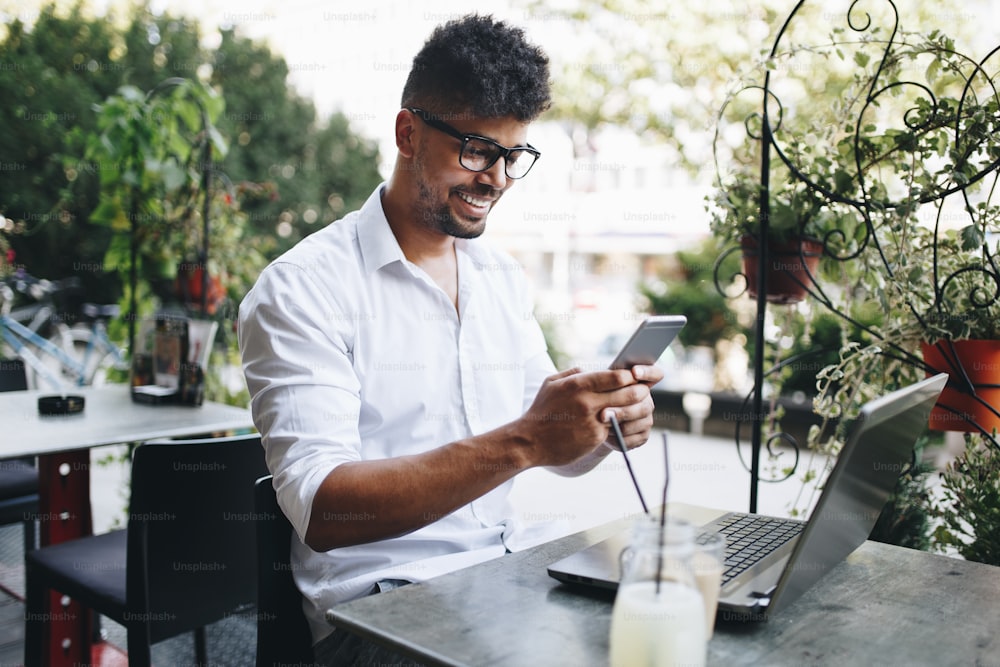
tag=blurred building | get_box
[484,122,711,363]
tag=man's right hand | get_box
[514,367,648,468]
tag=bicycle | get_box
[0,271,127,390]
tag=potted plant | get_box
[709,168,855,304]
[800,33,1000,552]
[808,106,1000,436]
[66,78,271,409]
[76,79,226,346]
[885,228,1000,434]
[712,8,1000,550]
[933,433,1000,566]
[713,24,1000,438]
[709,72,868,305]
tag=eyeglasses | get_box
[406,107,541,180]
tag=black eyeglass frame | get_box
[405,107,541,179]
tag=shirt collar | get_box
[357,183,495,275]
[357,184,406,275]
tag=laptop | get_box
[547,373,948,619]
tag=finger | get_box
[615,415,654,449]
[617,412,654,437]
[603,426,651,451]
[606,394,655,426]
[601,383,651,410]
[564,369,638,393]
[631,364,664,385]
[543,367,582,384]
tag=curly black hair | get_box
[400,14,551,122]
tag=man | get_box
[239,14,663,665]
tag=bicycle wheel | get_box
[29,325,123,388]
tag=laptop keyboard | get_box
[700,513,805,585]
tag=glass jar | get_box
[608,516,707,667]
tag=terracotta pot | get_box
[740,235,823,305]
[921,339,1000,433]
[175,264,225,315]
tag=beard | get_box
[413,170,499,240]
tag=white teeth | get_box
[457,192,490,207]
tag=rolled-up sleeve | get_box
[239,262,362,542]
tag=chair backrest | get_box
[254,475,316,667]
[125,432,268,644]
[0,358,27,392]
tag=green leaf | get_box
[208,126,229,157]
[926,58,941,83]
[167,132,194,162]
[161,162,187,191]
[202,87,225,122]
[960,224,984,250]
[833,169,854,195]
[174,98,202,133]
[90,197,122,227]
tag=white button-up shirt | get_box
[239,185,555,642]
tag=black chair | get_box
[0,357,29,392]
[25,432,268,666]
[254,474,316,667]
[0,357,39,555]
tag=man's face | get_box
[410,112,530,240]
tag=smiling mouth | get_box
[456,191,493,208]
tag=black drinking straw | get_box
[655,431,670,595]
[608,413,649,515]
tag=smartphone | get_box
[608,315,687,370]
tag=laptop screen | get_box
[768,372,948,613]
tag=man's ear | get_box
[395,109,417,158]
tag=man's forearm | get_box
[304,424,532,551]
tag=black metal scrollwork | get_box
[715,0,1000,511]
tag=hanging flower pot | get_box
[921,339,1000,433]
[740,235,822,304]
[175,262,225,315]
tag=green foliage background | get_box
[0,2,382,305]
